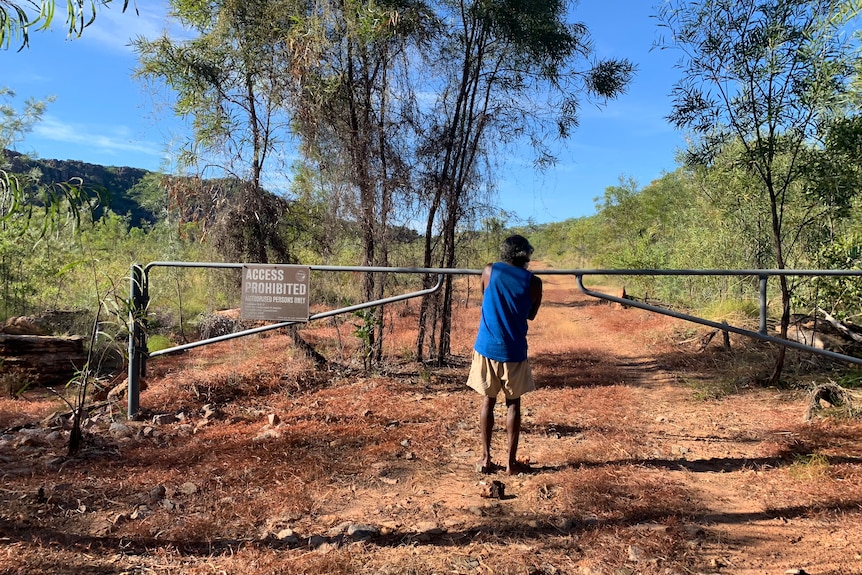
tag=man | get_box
[467,234,543,475]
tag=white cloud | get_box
[34,115,163,158]
[77,3,169,52]
[72,1,195,53]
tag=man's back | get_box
[474,262,537,363]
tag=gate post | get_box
[758,275,768,335]
[127,264,145,417]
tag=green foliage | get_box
[126,172,168,218]
[0,1,133,50]
[1,88,53,149]
[134,0,294,184]
[657,0,862,382]
[835,369,862,389]
[794,232,862,320]
[146,333,173,352]
[352,308,376,368]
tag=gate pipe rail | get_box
[128,262,476,416]
[128,264,862,417]
[538,268,862,366]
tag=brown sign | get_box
[240,264,310,321]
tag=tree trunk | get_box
[769,274,791,385]
[768,184,790,386]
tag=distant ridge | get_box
[3,149,157,226]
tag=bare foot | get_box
[506,461,536,475]
[475,461,500,474]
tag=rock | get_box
[455,558,481,571]
[268,413,280,426]
[275,529,298,544]
[326,521,352,537]
[109,422,133,438]
[254,428,281,442]
[106,379,129,399]
[627,545,647,562]
[153,413,177,425]
[43,430,62,443]
[481,480,506,499]
[1,316,48,335]
[147,485,166,504]
[178,482,198,495]
[15,431,41,447]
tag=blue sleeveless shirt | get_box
[474,262,534,362]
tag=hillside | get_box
[1,272,860,574]
[3,149,156,225]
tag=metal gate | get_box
[127,263,862,417]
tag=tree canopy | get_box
[657,0,862,383]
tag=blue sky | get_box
[1,1,687,224]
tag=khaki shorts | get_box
[466,351,535,399]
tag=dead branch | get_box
[816,308,862,344]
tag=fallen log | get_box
[0,333,87,386]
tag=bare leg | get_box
[479,395,496,470]
[505,397,521,474]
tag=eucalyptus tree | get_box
[657,0,862,384]
[288,0,433,364]
[135,0,296,264]
[1,0,133,49]
[414,0,634,362]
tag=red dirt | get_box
[1,270,861,574]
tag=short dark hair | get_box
[501,235,533,267]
